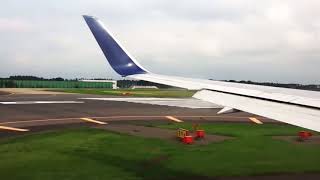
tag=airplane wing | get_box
[83,15,320,132]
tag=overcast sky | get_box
[0,0,319,83]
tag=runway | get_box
[0,90,277,135]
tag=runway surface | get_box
[0,90,277,135]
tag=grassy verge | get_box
[0,124,319,179]
[49,88,196,98]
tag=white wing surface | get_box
[83,15,320,132]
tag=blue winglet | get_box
[83,15,147,76]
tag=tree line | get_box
[5,76,65,81]
[224,80,320,91]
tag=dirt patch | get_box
[95,124,233,145]
[0,91,10,96]
[273,135,320,145]
[0,88,72,95]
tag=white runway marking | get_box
[0,126,29,132]
[80,98,221,109]
[0,101,84,105]
[249,117,263,124]
[80,118,107,125]
[166,116,184,122]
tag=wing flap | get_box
[193,90,320,132]
[129,74,320,109]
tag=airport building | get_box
[79,80,117,89]
[130,85,158,89]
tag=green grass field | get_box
[0,123,319,180]
[50,88,196,98]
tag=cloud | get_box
[0,0,319,84]
[0,18,32,32]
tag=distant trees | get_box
[8,76,65,81]
[8,76,44,81]
[224,80,319,91]
[50,77,64,81]
[0,79,16,88]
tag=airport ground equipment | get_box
[298,131,313,141]
[192,123,205,139]
[177,128,190,139]
[183,136,194,144]
[177,128,194,144]
[196,130,205,138]
[177,128,205,144]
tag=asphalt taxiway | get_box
[0,90,277,135]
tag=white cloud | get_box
[0,18,32,32]
[0,0,319,83]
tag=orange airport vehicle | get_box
[183,136,194,144]
[196,129,205,138]
[298,131,313,141]
[177,128,189,138]
[177,128,193,144]
[193,123,205,139]
[177,126,206,144]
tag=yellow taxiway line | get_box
[0,126,29,132]
[165,116,184,123]
[0,115,269,127]
[249,117,263,124]
[91,115,267,120]
[80,118,107,125]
